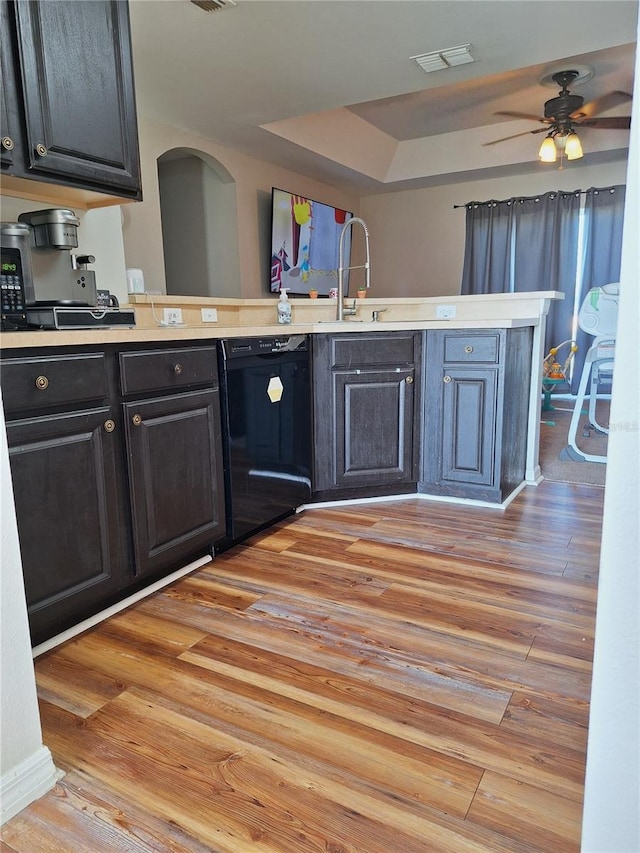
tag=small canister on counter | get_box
[126,268,145,294]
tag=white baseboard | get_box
[1,745,61,825]
[32,554,211,659]
[301,485,529,513]
[526,464,543,484]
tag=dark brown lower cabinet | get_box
[1,341,225,645]
[332,367,417,487]
[1,327,534,645]
[313,332,421,497]
[421,327,532,503]
[123,389,225,578]
[440,365,498,488]
[5,406,130,645]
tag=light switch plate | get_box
[201,308,218,323]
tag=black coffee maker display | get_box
[0,221,32,330]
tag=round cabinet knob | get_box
[1,136,14,151]
[173,363,182,375]
[34,142,48,157]
[464,345,474,353]
[103,419,116,433]
[405,375,414,384]
[443,375,452,384]
[131,413,143,427]
[35,375,49,390]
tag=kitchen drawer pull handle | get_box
[464,345,474,353]
[173,363,182,375]
[35,375,49,390]
[103,419,116,433]
[443,375,452,384]
[405,375,414,384]
[34,142,48,157]
[1,136,14,151]
[132,413,143,427]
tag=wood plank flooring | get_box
[1,479,604,853]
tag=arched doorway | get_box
[157,148,241,298]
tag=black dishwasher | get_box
[216,335,312,550]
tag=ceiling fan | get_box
[485,69,632,163]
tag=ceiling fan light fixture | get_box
[565,131,584,160]
[539,135,557,163]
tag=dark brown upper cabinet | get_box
[1,0,141,202]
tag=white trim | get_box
[0,746,61,826]
[300,492,421,511]
[498,479,528,508]
[32,554,211,659]
[300,484,528,514]
[526,463,544,484]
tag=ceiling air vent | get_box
[190,0,237,12]
[411,44,475,74]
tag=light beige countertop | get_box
[0,292,561,350]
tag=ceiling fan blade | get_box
[495,110,549,124]
[570,90,632,120]
[574,116,632,129]
[483,127,549,146]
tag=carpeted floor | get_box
[538,400,608,486]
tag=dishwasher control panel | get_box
[222,335,308,359]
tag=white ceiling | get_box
[128,0,638,193]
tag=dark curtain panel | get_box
[459,185,626,394]
[461,200,514,295]
[513,190,581,358]
[582,185,626,287]
[571,185,625,392]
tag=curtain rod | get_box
[453,187,619,209]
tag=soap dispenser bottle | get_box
[277,288,292,324]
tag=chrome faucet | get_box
[337,217,371,321]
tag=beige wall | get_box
[123,116,360,298]
[125,118,627,300]
[2,126,629,307]
[359,160,629,298]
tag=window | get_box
[461,185,625,391]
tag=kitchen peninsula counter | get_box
[1,290,560,497]
[0,291,560,349]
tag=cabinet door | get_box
[13,0,141,196]
[124,389,225,578]
[333,368,416,487]
[5,406,129,645]
[0,0,21,169]
[440,366,498,487]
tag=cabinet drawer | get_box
[0,353,108,415]
[120,346,218,395]
[330,333,417,367]
[443,333,500,363]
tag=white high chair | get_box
[561,283,619,464]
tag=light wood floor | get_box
[2,479,603,853]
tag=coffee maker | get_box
[17,208,97,308]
